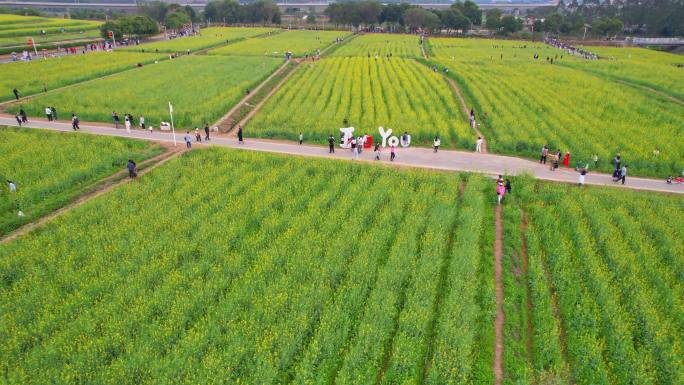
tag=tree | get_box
[452,0,481,26]
[99,15,158,39]
[165,11,191,30]
[593,17,623,37]
[543,12,563,33]
[307,10,316,24]
[440,8,470,33]
[500,15,523,34]
[403,7,439,31]
[533,19,543,33]
[485,8,502,30]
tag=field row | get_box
[0,147,494,384]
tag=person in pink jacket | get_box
[496,181,506,205]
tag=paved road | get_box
[2,116,681,194]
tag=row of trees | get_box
[100,15,158,40]
[204,0,281,25]
[324,1,483,32]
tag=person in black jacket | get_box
[328,135,335,153]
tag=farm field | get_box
[0,30,100,48]
[498,180,684,385]
[208,29,350,57]
[0,15,100,39]
[329,33,422,58]
[0,51,164,102]
[430,38,684,177]
[0,127,162,235]
[121,27,275,53]
[248,56,472,147]
[564,46,684,100]
[8,55,282,128]
[0,147,494,384]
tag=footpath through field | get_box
[1,115,682,195]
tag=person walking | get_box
[127,159,137,178]
[237,125,244,144]
[204,123,210,141]
[619,165,628,185]
[390,145,396,161]
[19,108,27,123]
[124,114,131,133]
[71,113,80,130]
[550,152,559,171]
[505,179,512,194]
[299,132,304,145]
[139,115,145,130]
[194,127,202,143]
[433,136,441,153]
[12,88,19,100]
[351,137,358,160]
[328,134,335,153]
[578,167,587,186]
[562,152,570,167]
[45,106,52,121]
[496,181,506,205]
[374,143,381,160]
[540,145,548,164]
[112,111,120,128]
[476,136,484,153]
[15,114,22,126]
[613,154,621,172]
[50,107,57,121]
[184,131,192,148]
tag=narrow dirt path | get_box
[614,79,684,107]
[420,41,429,59]
[520,213,534,364]
[228,60,302,136]
[0,146,184,244]
[212,59,292,131]
[493,204,504,385]
[444,77,488,153]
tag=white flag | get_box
[168,102,173,113]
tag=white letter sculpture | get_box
[378,126,393,147]
[388,136,400,147]
[340,127,355,149]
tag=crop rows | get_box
[208,29,350,57]
[0,127,162,236]
[0,148,495,384]
[430,37,684,177]
[10,55,282,128]
[121,27,275,54]
[0,51,164,102]
[248,56,471,147]
[330,33,422,58]
[510,181,684,385]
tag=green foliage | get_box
[430,37,684,177]
[208,29,349,57]
[0,127,162,235]
[99,16,158,40]
[164,11,191,30]
[0,52,164,102]
[12,55,281,129]
[248,57,472,148]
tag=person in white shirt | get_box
[299,132,303,145]
[476,136,484,153]
[433,136,441,153]
[124,115,131,133]
[139,116,145,130]
[45,106,52,121]
[7,180,17,193]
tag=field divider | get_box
[493,204,504,385]
[211,59,292,131]
[519,212,535,367]
[0,145,184,244]
[227,60,302,134]
[444,76,488,153]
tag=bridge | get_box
[0,0,557,11]
[626,37,684,46]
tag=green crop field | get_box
[248,56,472,147]
[330,33,422,58]
[0,16,100,38]
[0,52,164,102]
[0,30,101,48]
[430,38,684,177]
[564,46,684,100]
[498,179,684,385]
[208,29,351,57]
[11,55,282,128]
[0,127,162,235]
[0,148,494,384]
[120,27,275,54]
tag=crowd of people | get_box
[544,38,599,60]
